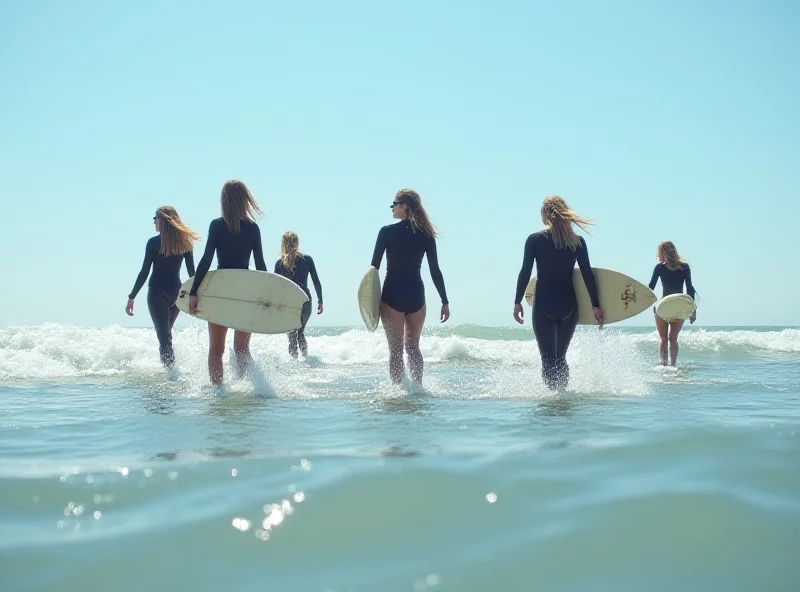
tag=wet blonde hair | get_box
[396,189,438,238]
[540,195,594,251]
[155,205,201,257]
[280,231,302,271]
[221,179,263,234]
[658,241,687,271]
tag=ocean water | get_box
[1,322,798,592]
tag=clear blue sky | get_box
[1,0,797,328]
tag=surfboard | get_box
[524,267,657,325]
[357,266,382,332]
[175,269,309,334]
[655,293,696,322]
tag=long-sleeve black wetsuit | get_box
[189,218,267,297]
[648,263,696,300]
[275,254,322,357]
[370,220,448,314]
[128,235,195,366]
[514,230,600,390]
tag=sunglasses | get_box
[390,201,404,209]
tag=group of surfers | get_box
[126,180,697,390]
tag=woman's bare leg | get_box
[654,312,668,366]
[381,303,406,385]
[403,305,427,384]
[208,322,228,385]
[233,330,253,377]
[668,320,685,366]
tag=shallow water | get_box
[1,323,799,591]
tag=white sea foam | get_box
[0,323,796,399]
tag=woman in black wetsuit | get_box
[188,179,267,386]
[274,231,323,359]
[370,189,450,385]
[513,195,604,391]
[126,205,200,368]
[649,240,697,366]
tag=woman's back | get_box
[207,217,264,270]
[649,241,696,301]
[372,220,433,276]
[128,235,194,301]
[529,230,582,282]
[515,230,598,319]
[274,254,322,301]
[190,217,267,297]
[148,236,193,281]
[649,262,695,298]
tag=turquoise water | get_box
[1,323,799,591]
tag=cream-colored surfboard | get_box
[524,267,656,325]
[175,269,308,334]
[655,293,696,322]
[357,266,382,332]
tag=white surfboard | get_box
[655,293,696,322]
[175,269,308,334]
[524,267,657,325]
[357,266,382,332]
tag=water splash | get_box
[1,323,796,399]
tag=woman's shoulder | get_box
[526,229,549,242]
[146,235,161,251]
[242,218,261,233]
[209,217,226,230]
[377,221,402,236]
